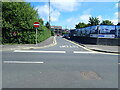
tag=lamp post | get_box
[97,25,100,45]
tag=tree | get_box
[2,2,51,44]
[88,17,100,26]
[117,22,120,25]
[100,20,114,25]
[45,22,50,29]
[75,22,88,29]
[2,2,39,30]
[39,18,44,25]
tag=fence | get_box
[70,25,120,38]
[69,25,120,46]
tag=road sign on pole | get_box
[34,22,40,45]
[34,22,40,28]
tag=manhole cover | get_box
[80,71,102,80]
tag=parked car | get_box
[62,34,69,38]
[57,34,60,36]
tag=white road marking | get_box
[60,45,65,48]
[74,51,119,55]
[66,45,69,48]
[63,38,119,55]
[14,50,66,53]
[74,51,100,54]
[59,45,78,48]
[3,61,44,64]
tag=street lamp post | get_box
[97,25,100,45]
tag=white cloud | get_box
[115,12,118,17]
[80,14,91,23]
[66,17,80,29]
[66,18,73,23]
[115,3,118,8]
[98,13,118,25]
[51,0,80,12]
[35,4,60,22]
[83,8,92,14]
[97,15,103,22]
[111,19,118,25]
[115,3,120,8]
[51,10,60,21]
[114,12,120,18]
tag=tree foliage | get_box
[2,2,39,30]
[2,2,51,44]
[88,17,100,26]
[75,22,88,29]
[39,18,44,25]
[100,20,114,25]
[45,21,50,29]
[117,23,120,25]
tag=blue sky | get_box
[28,1,118,29]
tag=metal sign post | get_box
[36,28,38,45]
[34,22,40,45]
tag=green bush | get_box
[2,2,51,44]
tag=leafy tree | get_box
[2,2,39,30]
[75,22,88,29]
[117,22,120,25]
[2,2,51,44]
[88,17,100,26]
[51,30,55,36]
[45,21,50,29]
[100,20,114,25]
[39,18,44,25]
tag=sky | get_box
[27,0,119,29]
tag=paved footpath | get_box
[66,38,120,54]
[84,45,119,54]
[2,36,55,51]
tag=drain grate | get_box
[80,71,102,80]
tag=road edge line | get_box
[63,38,119,55]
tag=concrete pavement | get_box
[2,36,56,51]
[83,45,119,54]
[65,38,120,54]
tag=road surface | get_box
[2,37,118,88]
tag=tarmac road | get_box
[2,37,118,88]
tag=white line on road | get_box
[73,51,100,54]
[14,50,66,53]
[3,61,44,64]
[74,51,119,55]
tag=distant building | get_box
[51,26,62,35]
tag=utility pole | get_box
[49,0,51,30]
